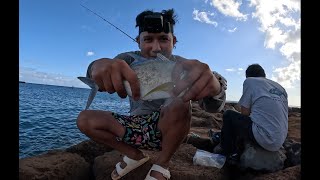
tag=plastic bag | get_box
[193,149,226,168]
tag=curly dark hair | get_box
[136,9,178,35]
[135,9,178,46]
[135,8,178,29]
[245,64,266,78]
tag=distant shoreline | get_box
[18,82,301,108]
[19,81,89,90]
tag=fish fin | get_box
[142,82,175,99]
[156,53,170,61]
[162,98,174,107]
[86,88,98,110]
[123,80,132,97]
[77,76,99,110]
[127,52,149,65]
[77,77,99,89]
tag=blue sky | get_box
[19,0,301,107]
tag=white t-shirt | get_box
[238,77,288,151]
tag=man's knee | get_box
[223,109,239,121]
[165,99,191,116]
[161,99,191,122]
[77,110,90,133]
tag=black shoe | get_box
[208,129,221,144]
[213,143,224,154]
[226,153,240,166]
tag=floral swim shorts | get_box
[111,111,162,151]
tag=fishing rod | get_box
[80,4,137,43]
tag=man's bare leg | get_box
[149,99,192,179]
[77,110,146,176]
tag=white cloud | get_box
[264,27,287,49]
[271,60,300,89]
[226,67,244,73]
[249,0,300,88]
[209,0,248,21]
[19,67,88,88]
[228,27,237,32]
[279,30,300,62]
[250,0,300,31]
[87,51,94,56]
[192,9,218,27]
[226,68,235,72]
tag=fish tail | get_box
[77,76,99,110]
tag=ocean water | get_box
[19,83,130,159]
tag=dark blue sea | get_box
[19,83,130,159]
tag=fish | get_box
[78,53,186,110]
[123,53,183,100]
[77,76,99,110]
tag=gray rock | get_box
[283,139,301,167]
[240,142,287,172]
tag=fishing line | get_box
[80,4,137,43]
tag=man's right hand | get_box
[90,58,140,100]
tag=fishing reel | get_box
[140,13,173,34]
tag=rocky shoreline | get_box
[19,102,301,180]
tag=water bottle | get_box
[193,149,226,169]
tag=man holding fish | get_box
[77,8,227,180]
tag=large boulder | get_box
[240,142,287,172]
[93,144,228,180]
[19,151,90,180]
[19,102,301,179]
[66,140,113,165]
[283,139,301,168]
